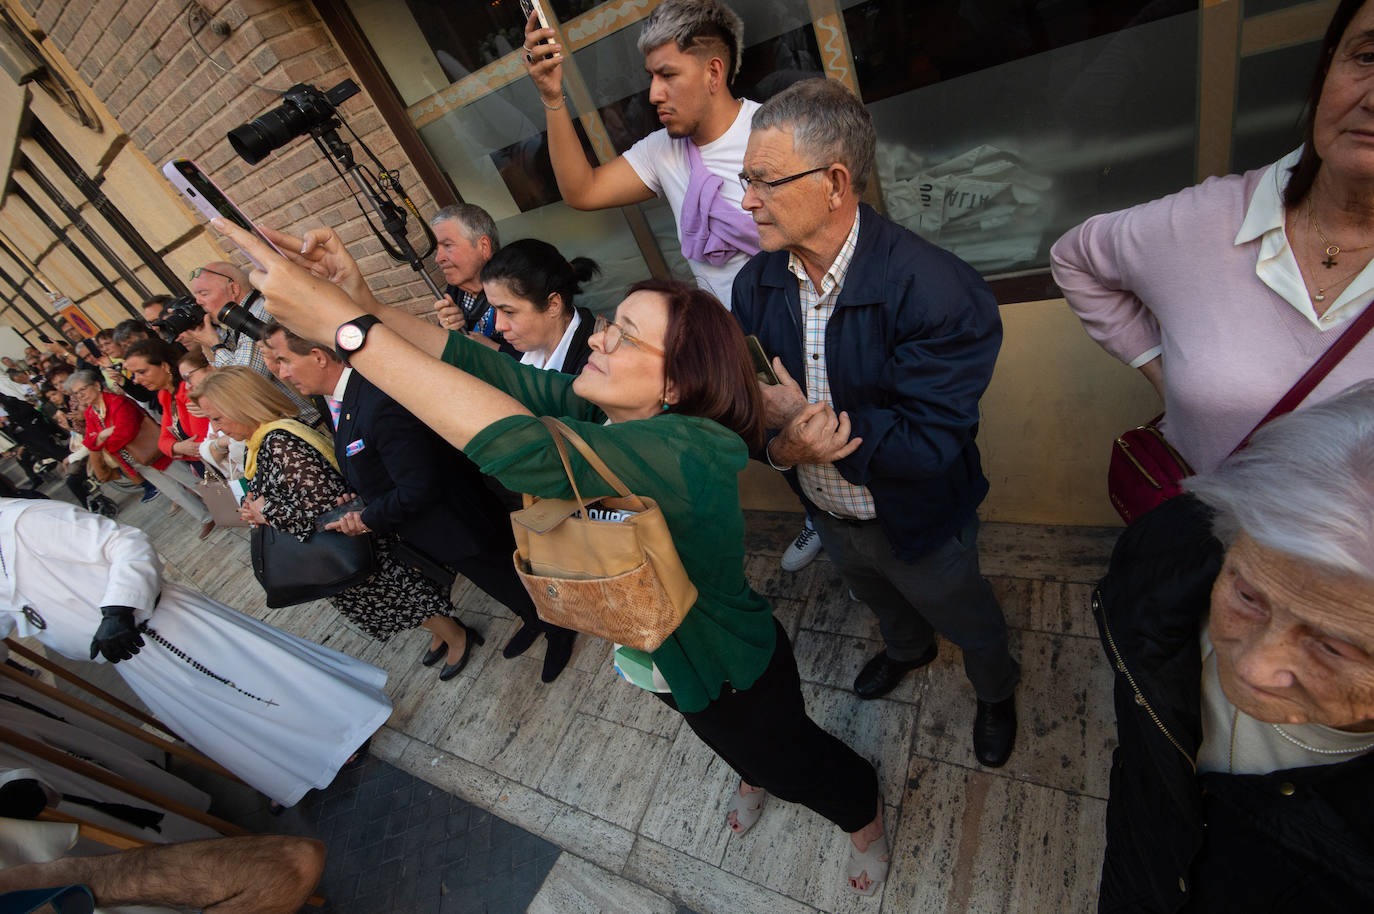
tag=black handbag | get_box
[250,524,376,608]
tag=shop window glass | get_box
[841,2,1198,274]
[1232,40,1321,174]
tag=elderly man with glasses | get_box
[176,262,319,426]
[732,79,1020,768]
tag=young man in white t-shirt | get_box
[523,0,758,310]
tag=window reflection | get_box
[1232,41,1320,174]
[860,6,1198,273]
[401,0,530,81]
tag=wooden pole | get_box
[0,725,248,837]
[0,661,244,783]
[3,638,180,739]
[39,807,145,850]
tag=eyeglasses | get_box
[189,267,234,282]
[593,315,664,356]
[737,165,829,197]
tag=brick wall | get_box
[19,0,445,312]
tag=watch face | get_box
[337,324,365,351]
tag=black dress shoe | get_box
[973,696,1017,768]
[439,622,486,682]
[853,644,938,700]
[540,628,575,683]
[503,623,540,659]
[421,636,447,667]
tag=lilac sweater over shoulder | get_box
[1050,164,1374,474]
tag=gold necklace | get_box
[1306,202,1370,302]
[1308,198,1374,269]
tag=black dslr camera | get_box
[151,295,206,343]
[152,294,269,344]
[228,80,360,166]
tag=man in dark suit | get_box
[261,323,575,683]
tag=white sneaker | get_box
[781,524,823,571]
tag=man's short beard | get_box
[664,118,698,140]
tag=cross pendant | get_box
[1323,255,1338,269]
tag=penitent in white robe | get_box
[0,498,393,806]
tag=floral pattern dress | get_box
[250,428,451,639]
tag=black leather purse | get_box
[250,524,375,608]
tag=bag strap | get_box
[1234,300,1374,453]
[538,417,648,512]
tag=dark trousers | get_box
[812,510,1019,703]
[657,618,879,833]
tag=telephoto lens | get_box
[228,80,360,165]
[216,303,270,342]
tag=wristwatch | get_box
[335,315,382,365]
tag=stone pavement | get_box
[23,473,1123,913]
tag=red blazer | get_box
[157,383,210,460]
[83,390,170,474]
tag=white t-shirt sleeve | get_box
[622,130,670,196]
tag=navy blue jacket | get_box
[330,371,510,566]
[732,204,1001,561]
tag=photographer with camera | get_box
[173,263,320,426]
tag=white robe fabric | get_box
[0,499,393,806]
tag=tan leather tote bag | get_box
[510,417,697,652]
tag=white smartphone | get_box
[519,0,554,44]
[161,158,282,269]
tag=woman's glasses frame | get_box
[593,315,665,357]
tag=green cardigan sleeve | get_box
[441,330,603,423]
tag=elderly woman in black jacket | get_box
[1094,380,1374,912]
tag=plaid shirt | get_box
[790,211,876,520]
[211,291,321,426]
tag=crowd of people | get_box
[4,0,1374,909]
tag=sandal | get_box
[846,834,889,897]
[725,782,768,836]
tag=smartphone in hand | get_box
[161,158,283,269]
[315,496,367,532]
[520,0,554,44]
[745,335,780,385]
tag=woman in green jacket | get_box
[213,219,890,897]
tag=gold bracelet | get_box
[541,95,566,111]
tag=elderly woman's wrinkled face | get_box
[1210,534,1374,731]
[1313,2,1374,180]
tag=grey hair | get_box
[751,78,876,194]
[64,369,102,393]
[636,0,745,83]
[430,204,501,252]
[1186,379,1374,581]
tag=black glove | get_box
[89,605,144,663]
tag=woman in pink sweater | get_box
[1051,0,1374,475]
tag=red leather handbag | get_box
[1108,416,1192,525]
[1108,301,1374,524]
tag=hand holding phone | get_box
[746,335,780,385]
[520,0,553,44]
[316,496,367,532]
[162,159,283,270]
